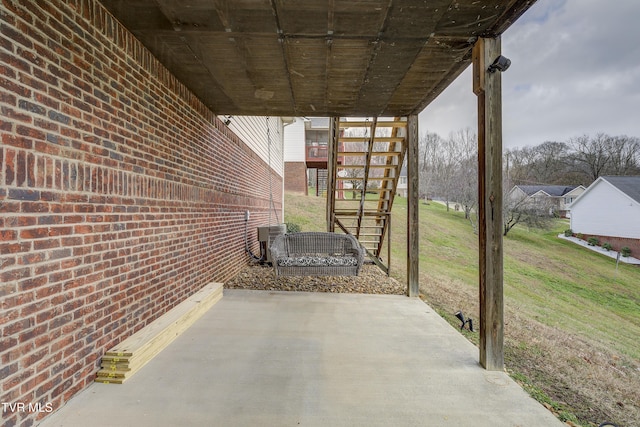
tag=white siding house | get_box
[561,186,585,217]
[283,117,306,162]
[507,185,585,218]
[224,116,287,177]
[570,176,640,239]
[396,166,408,197]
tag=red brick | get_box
[1,106,32,124]
[3,366,32,392]
[0,229,18,241]
[20,300,50,318]
[0,76,32,98]
[19,227,50,239]
[5,215,36,227]
[0,0,284,424]
[0,306,19,329]
[2,318,34,337]
[0,337,19,353]
[18,276,49,291]
[19,371,48,396]
[4,148,16,185]
[23,348,49,369]
[0,242,31,255]
[0,52,31,79]
[18,252,46,265]
[2,133,34,149]
[0,267,31,283]
[33,239,60,250]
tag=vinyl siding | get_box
[570,181,640,238]
[226,116,285,177]
[283,117,307,162]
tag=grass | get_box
[284,191,640,427]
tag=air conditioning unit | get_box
[257,224,287,263]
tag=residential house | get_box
[507,185,585,218]
[397,166,408,197]
[0,4,285,424]
[569,176,640,255]
[283,117,331,196]
[0,2,543,425]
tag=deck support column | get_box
[407,115,420,297]
[473,37,504,370]
[327,117,338,232]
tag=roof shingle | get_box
[602,176,640,204]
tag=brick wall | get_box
[0,1,282,426]
[578,234,640,260]
[284,162,308,194]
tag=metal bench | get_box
[270,232,365,276]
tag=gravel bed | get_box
[225,262,405,295]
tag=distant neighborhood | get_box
[507,185,585,218]
[503,176,640,256]
[283,125,640,255]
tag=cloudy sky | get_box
[418,0,640,149]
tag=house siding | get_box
[283,118,306,162]
[227,116,285,176]
[570,181,640,239]
[0,1,283,426]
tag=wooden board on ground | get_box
[95,282,223,384]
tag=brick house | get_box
[0,2,284,426]
[0,0,544,424]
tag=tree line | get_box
[418,130,640,234]
[505,133,640,187]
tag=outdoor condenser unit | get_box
[257,224,287,263]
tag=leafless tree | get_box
[430,128,477,211]
[446,128,478,219]
[420,128,640,235]
[530,141,571,184]
[505,142,572,185]
[568,133,614,182]
[606,135,640,176]
[418,131,444,201]
[453,155,479,232]
[502,190,555,236]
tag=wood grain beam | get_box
[473,37,504,370]
[407,114,419,297]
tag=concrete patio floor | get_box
[39,289,564,427]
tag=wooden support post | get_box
[327,117,338,232]
[473,37,504,370]
[407,115,419,297]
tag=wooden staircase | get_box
[327,117,408,274]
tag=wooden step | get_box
[336,164,397,169]
[336,176,395,180]
[338,151,402,156]
[339,137,405,143]
[339,121,407,128]
[95,282,223,384]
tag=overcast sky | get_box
[418,0,640,149]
